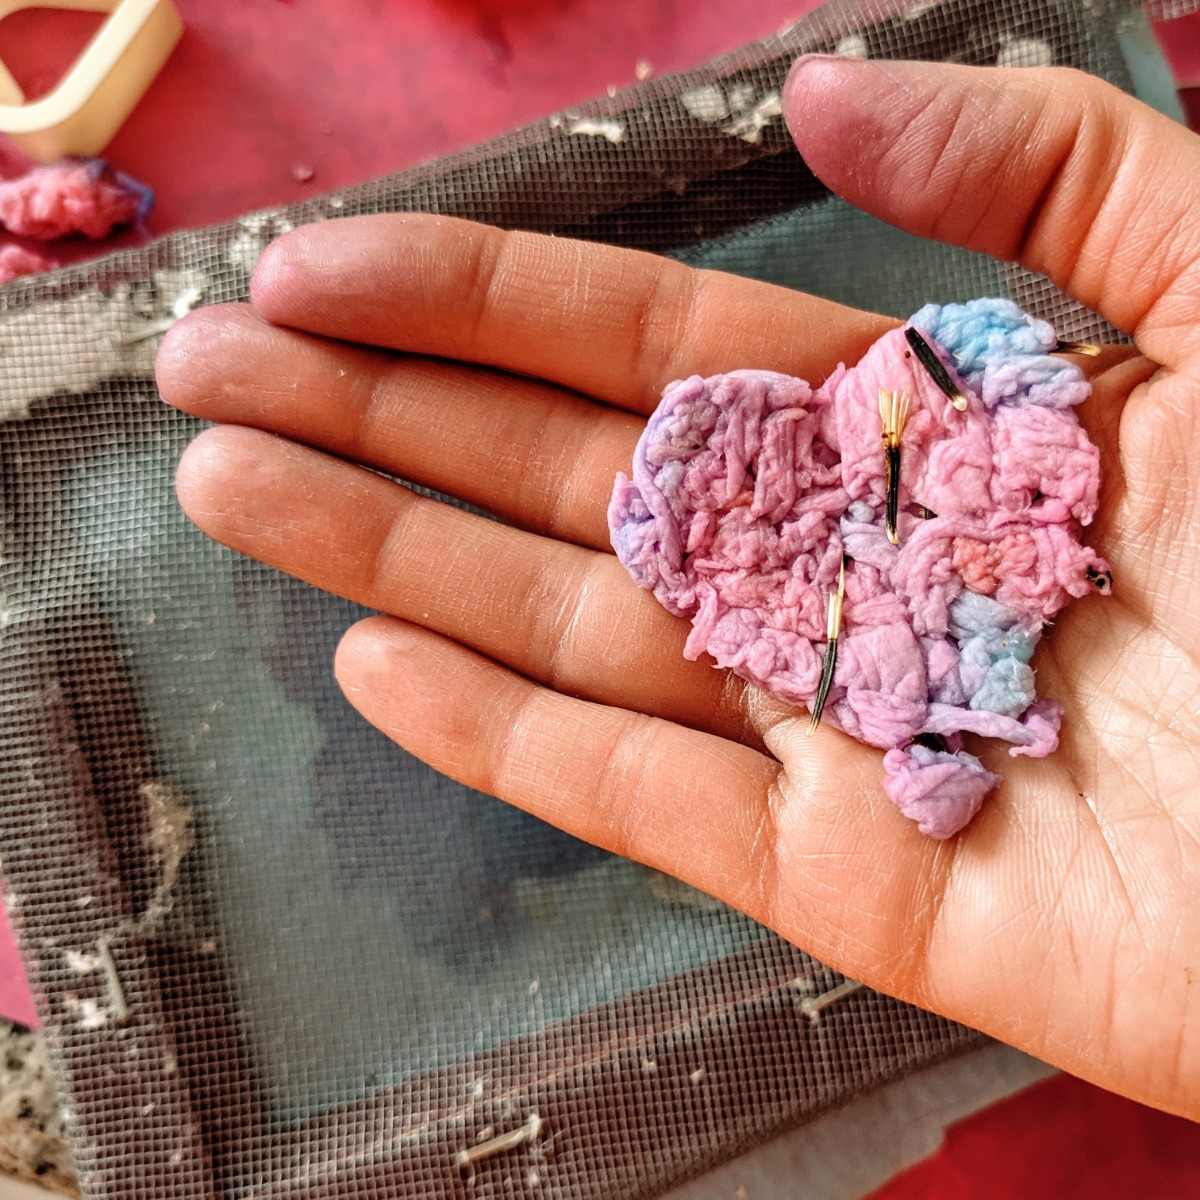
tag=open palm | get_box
[157,59,1200,1118]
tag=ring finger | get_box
[175,424,762,743]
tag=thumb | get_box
[783,57,1200,370]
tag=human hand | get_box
[156,58,1200,1118]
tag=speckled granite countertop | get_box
[0,1023,77,1197]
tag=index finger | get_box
[249,214,895,415]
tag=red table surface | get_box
[1,1,1198,1194]
[867,1073,1200,1200]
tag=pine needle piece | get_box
[879,387,910,546]
[905,326,968,410]
[807,557,846,736]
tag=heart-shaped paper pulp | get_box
[609,298,1110,838]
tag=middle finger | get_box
[157,303,644,552]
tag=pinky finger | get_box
[335,616,782,917]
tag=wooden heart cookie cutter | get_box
[0,0,182,162]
